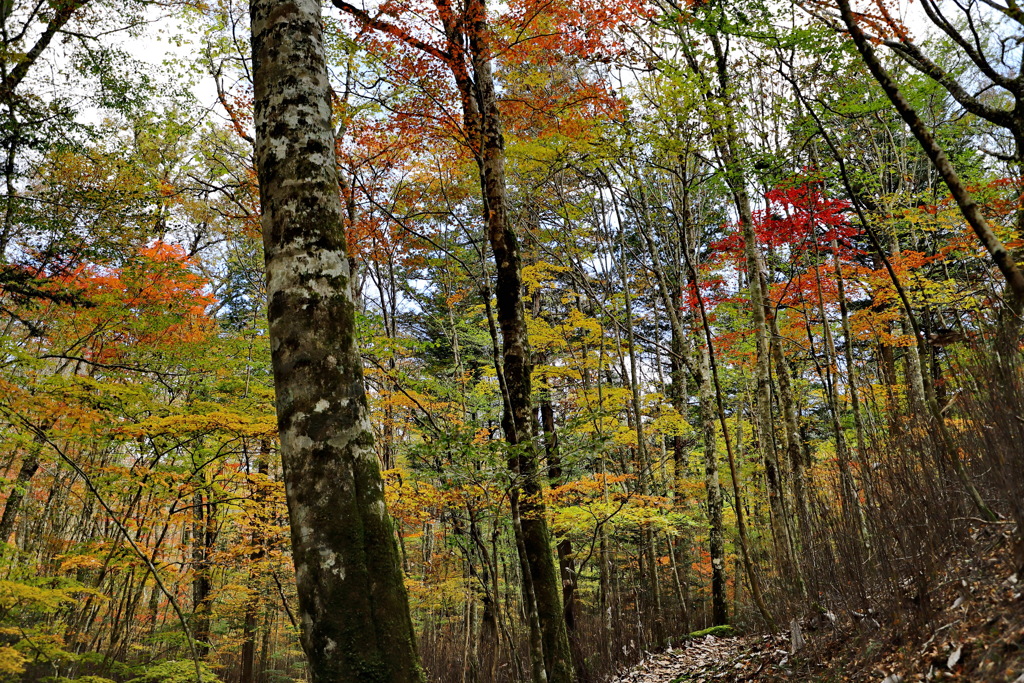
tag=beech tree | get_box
[248,0,423,679]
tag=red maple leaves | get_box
[712,178,861,262]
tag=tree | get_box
[830,0,1024,318]
[248,0,423,678]
[326,0,626,678]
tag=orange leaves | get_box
[337,0,639,173]
[115,411,277,440]
[57,554,104,573]
[39,241,215,364]
[799,0,912,43]
[498,0,653,64]
[548,473,633,505]
[385,467,497,521]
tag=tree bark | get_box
[249,0,423,678]
[540,389,577,635]
[0,437,42,544]
[191,488,214,658]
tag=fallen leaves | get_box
[608,633,792,683]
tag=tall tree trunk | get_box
[837,0,1024,320]
[469,507,499,683]
[688,256,775,630]
[249,0,422,677]
[540,388,577,636]
[667,290,692,633]
[630,179,727,627]
[327,0,573,673]
[810,251,861,531]
[697,340,729,626]
[613,211,663,640]
[699,31,807,589]
[832,241,874,514]
[466,2,574,679]
[191,488,214,658]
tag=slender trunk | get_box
[466,3,574,678]
[667,290,692,633]
[614,216,663,640]
[192,489,214,658]
[540,390,577,635]
[811,251,860,530]
[838,0,1024,319]
[768,313,811,543]
[704,32,806,591]
[240,446,270,683]
[470,508,499,682]
[832,243,874,513]
[511,491,549,683]
[697,340,729,626]
[628,171,726,627]
[688,257,775,630]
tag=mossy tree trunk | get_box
[249,0,423,679]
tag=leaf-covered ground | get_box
[608,633,793,682]
[611,522,1024,682]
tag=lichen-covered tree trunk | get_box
[249,0,422,679]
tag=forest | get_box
[0,0,1022,679]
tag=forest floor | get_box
[610,522,1024,682]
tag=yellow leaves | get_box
[58,554,103,573]
[649,406,691,438]
[0,580,102,612]
[521,261,569,295]
[117,411,277,439]
[528,315,562,353]
[578,414,623,437]
[550,478,681,540]
[907,276,968,309]
[384,471,447,526]
[549,473,632,504]
[528,307,603,352]
[0,581,71,611]
[571,387,689,445]
[404,574,471,613]
[0,646,27,676]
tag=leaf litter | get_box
[609,521,1024,682]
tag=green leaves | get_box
[127,661,221,683]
